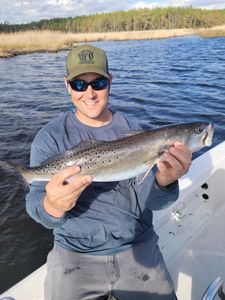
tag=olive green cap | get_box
[66,44,110,80]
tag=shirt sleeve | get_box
[26,181,67,229]
[25,128,67,229]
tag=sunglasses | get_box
[69,78,109,92]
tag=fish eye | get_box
[195,127,203,134]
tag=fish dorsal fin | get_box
[125,130,144,137]
[69,139,106,153]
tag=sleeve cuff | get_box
[37,194,67,228]
[146,177,179,211]
[154,178,178,192]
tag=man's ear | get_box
[64,77,70,94]
[64,77,68,88]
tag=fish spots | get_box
[124,141,134,147]
[64,265,81,275]
[49,161,62,168]
[41,168,50,174]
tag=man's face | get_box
[67,72,112,126]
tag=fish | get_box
[14,122,214,184]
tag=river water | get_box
[0,36,224,293]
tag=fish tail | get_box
[0,160,29,188]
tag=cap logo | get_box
[78,50,94,64]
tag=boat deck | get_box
[154,141,225,299]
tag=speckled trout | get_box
[16,122,214,183]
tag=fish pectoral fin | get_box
[136,168,152,184]
[136,161,154,184]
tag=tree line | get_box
[1,7,225,33]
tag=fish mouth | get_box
[201,123,214,146]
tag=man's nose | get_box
[85,85,96,97]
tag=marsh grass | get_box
[0,30,78,57]
[0,26,225,58]
[197,24,225,37]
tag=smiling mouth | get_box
[81,100,98,105]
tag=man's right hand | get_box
[43,166,92,218]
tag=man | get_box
[26,44,192,300]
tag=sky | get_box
[1,0,225,25]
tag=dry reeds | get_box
[196,24,225,38]
[0,30,77,57]
[0,25,225,58]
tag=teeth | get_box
[83,100,97,105]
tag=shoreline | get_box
[1,25,225,58]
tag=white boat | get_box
[1,141,225,300]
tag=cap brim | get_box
[67,66,110,80]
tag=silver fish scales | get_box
[17,122,214,184]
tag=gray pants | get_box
[44,235,177,300]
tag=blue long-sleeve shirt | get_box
[26,111,179,255]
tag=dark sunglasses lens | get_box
[91,79,108,90]
[69,78,108,92]
[70,80,87,91]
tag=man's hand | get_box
[155,142,192,187]
[43,166,92,218]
